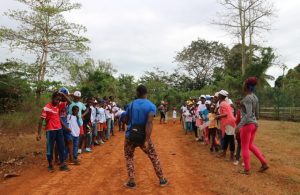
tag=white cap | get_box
[73,91,81,97]
[196,101,202,105]
[214,92,219,97]
[94,100,98,103]
[219,90,229,97]
[200,95,206,99]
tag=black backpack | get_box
[129,101,146,146]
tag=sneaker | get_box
[239,169,250,175]
[94,141,100,146]
[48,165,54,173]
[78,149,82,154]
[100,140,105,144]
[59,164,70,172]
[69,159,80,165]
[233,160,239,166]
[124,181,136,189]
[159,178,169,187]
[84,148,92,152]
[258,164,269,173]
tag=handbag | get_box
[129,101,146,146]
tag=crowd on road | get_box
[175,77,269,175]
[36,76,269,188]
[37,89,126,172]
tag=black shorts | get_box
[160,112,166,119]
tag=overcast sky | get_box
[1,0,299,85]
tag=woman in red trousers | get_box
[236,77,269,175]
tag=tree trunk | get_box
[239,0,246,76]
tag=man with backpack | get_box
[124,85,168,189]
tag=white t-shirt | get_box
[90,106,97,123]
[197,103,206,118]
[67,115,80,137]
[96,107,106,123]
[172,110,177,119]
[105,105,112,119]
[184,110,192,122]
[115,109,124,117]
[225,125,235,135]
[181,106,187,116]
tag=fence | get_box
[260,107,300,122]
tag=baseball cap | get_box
[200,95,206,99]
[59,87,69,95]
[214,92,219,97]
[73,91,81,97]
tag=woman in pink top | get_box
[215,90,236,161]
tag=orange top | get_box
[208,113,217,128]
[219,101,236,137]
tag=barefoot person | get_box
[124,85,168,189]
[236,77,269,175]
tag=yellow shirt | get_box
[208,113,217,128]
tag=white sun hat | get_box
[219,90,229,97]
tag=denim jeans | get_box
[46,129,65,164]
[106,118,112,139]
[72,136,79,160]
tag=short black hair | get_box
[136,85,147,97]
[72,105,79,111]
[52,91,60,100]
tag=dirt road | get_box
[0,121,210,195]
[1,120,299,195]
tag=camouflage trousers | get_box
[124,138,164,179]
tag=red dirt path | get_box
[0,121,211,195]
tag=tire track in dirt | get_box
[0,121,210,195]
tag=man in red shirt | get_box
[37,92,69,172]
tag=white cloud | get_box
[0,0,299,85]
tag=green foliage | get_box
[175,39,229,89]
[0,0,90,101]
[0,60,32,112]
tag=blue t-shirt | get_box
[68,101,86,126]
[125,99,156,138]
[201,109,209,122]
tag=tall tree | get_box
[0,0,89,101]
[175,39,228,89]
[214,0,275,75]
